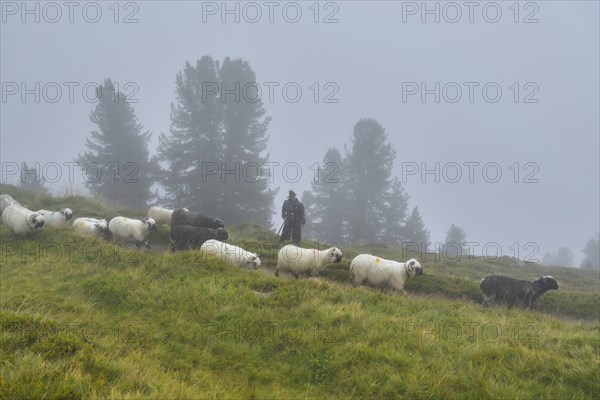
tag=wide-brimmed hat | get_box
[288,190,297,198]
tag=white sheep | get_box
[200,239,261,269]
[37,208,73,228]
[148,206,186,226]
[1,194,22,225]
[2,205,45,237]
[350,254,423,294]
[275,245,343,277]
[0,194,21,214]
[108,216,157,248]
[71,217,110,239]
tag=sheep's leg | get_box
[481,296,488,308]
[481,294,493,308]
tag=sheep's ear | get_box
[407,260,415,269]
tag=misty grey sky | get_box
[1,1,598,265]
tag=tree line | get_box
[301,119,430,247]
[21,54,597,269]
[72,55,432,247]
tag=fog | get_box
[1,1,598,265]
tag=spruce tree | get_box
[444,224,467,258]
[19,162,49,195]
[157,57,222,211]
[158,56,276,226]
[76,78,153,210]
[402,206,431,250]
[554,246,575,267]
[219,57,275,226]
[541,252,555,266]
[303,147,346,244]
[304,119,412,244]
[345,119,400,243]
[381,177,410,245]
[581,233,600,270]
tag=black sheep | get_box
[480,275,559,308]
[171,209,224,229]
[170,224,228,251]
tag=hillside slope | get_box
[1,186,599,399]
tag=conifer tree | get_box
[444,224,468,258]
[581,233,599,270]
[302,147,346,244]
[76,78,153,210]
[402,206,431,250]
[345,119,400,243]
[18,162,50,195]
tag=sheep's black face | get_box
[216,228,229,241]
[248,255,261,268]
[97,223,111,239]
[143,217,157,231]
[214,219,225,229]
[32,214,45,229]
[543,276,559,290]
[406,259,423,276]
[63,208,74,220]
[329,248,343,263]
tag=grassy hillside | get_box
[1,185,599,399]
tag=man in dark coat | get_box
[279,190,305,243]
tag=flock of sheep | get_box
[0,194,559,308]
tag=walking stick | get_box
[276,220,285,236]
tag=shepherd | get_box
[279,190,306,243]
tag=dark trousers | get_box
[280,220,302,243]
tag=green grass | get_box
[1,185,599,399]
